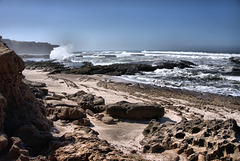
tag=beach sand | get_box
[23,69,240,160]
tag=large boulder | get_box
[46,106,89,126]
[47,107,86,120]
[106,101,164,120]
[0,41,52,154]
[68,91,105,111]
[141,118,240,160]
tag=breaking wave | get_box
[50,46,73,61]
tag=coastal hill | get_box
[1,38,58,55]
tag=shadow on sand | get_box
[114,116,176,124]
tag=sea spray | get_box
[50,46,73,61]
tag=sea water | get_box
[39,46,240,97]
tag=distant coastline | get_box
[2,38,59,55]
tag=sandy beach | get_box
[22,69,240,160]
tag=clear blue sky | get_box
[0,0,240,52]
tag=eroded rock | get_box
[46,127,141,161]
[141,118,240,160]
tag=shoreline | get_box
[22,68,240,160]
[23,69,240,124]
[2,38,240,160]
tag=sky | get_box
[0,0,240,52]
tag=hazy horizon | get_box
[1,0,240,52]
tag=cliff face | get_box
[2,39,59,55]
[0,41,52,154]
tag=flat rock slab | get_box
[45,99,78,107]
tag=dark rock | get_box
[0,137,47,161]
[105,101,164,120]
[68,91,105,111]
[230,57,240,64]
[57,107,85,120]
[47,107,86,121]
[23,79,49,98]
[0,41,52,154]
[0,93,6,132]
[101,116,117,125]
[153,60,195,69]
[72,118,90,126]
[0,133,8,152]
[24,57,195,76]
[63,60,194,76]
[76,94,95,110]
[93,96,105,106]
[93,105,106,113]
[25,60,67,73]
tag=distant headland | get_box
[1,38,59,55]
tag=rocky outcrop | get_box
[2,39,58,55]
[25,59,195,76]
[25,60,66,72]
[47,107,90,126]
[105,101,164,120]
[141,118,240,161]
[47,107,86,120]
[62,60,195,76]
[0,137,47,161]
[23,79,48,99]
[230,57,240,64]
[44,91,91,126]
[228,57,240,76]
[44,126,141,161]
[0,41,52,154]
[67,90,105,111]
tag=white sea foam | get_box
[46,49,240,96]
[50,46,73,61]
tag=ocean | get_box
[24,46,240,97]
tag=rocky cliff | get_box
[0,40,52,155]
[2,38,58,55]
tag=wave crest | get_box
[50,46,73,61]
